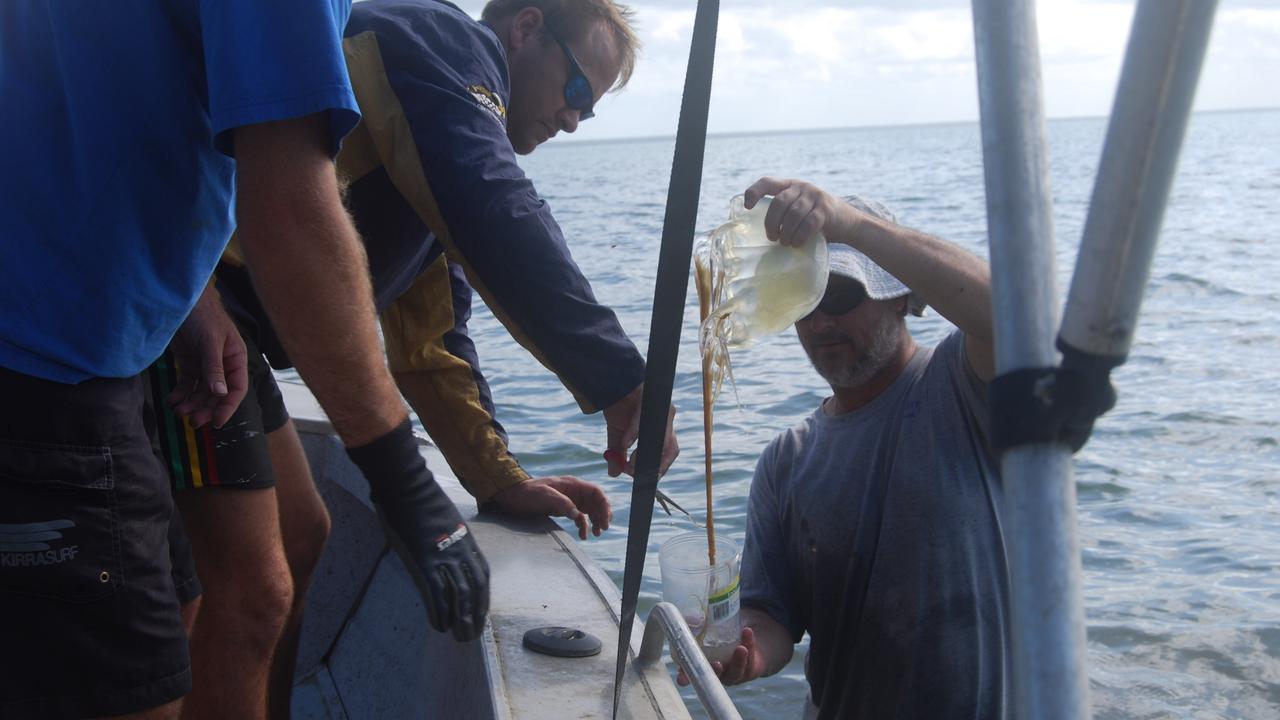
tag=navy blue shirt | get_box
[0,0,360,382]
[233,0,645,414]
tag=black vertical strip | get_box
[145,361,174,471]
[612,1,719,716]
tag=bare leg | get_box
[182,596,202,634]
[266,421,331,720]
[178,489,294,720]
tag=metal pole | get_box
[970,1,1090,718]
[1060,0,1219,359]
[637,602,742,720]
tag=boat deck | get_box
[280,381,690,719]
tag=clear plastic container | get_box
[698,195,830,350]
[658,532,742,664]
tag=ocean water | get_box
[460,109,1280,719]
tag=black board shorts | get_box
[0,367,199,719]
[143,298,289,493]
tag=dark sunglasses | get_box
[548,28,596,120]
[803,278,868,321]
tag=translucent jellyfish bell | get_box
[695,195,829,404]
[701,194,829,348]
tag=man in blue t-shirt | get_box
[0,2,489,718]
[683,178,1009,719]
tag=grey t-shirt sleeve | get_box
[740,440,806,643]
[942,331,992,450]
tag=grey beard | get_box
[808,314,904,390]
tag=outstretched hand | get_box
[491,476,612,540]
[743,176,862,248]
[168,283,248,428]
[602,384,679,478]
[676,626,769,687]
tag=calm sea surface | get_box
[452,110,1280,719]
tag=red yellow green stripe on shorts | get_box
[146,351,222,490]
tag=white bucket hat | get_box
[827,196,927,317]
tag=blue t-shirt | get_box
[0,0,361,383]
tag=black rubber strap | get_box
[612,2,719,716]
[988,339,1122,453]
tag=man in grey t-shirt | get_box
[691,177,1007,719]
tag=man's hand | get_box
[168,282,248,429]
[676,627,769,687]
[346,421,490,642]
[491,476,612,540]
[602,385,679,477]
[743,176,862,248]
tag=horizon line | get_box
[544,104,1279,149]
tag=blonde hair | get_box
[482,0,640,90]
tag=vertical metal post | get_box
[1060,0,1219,359]
[970,1,1090,718]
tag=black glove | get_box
[346,420,490,641]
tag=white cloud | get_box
[869,9,973,65]
[1037,1,1134,63]
[427,0,1280,141]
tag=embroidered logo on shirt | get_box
[468,84,507,127]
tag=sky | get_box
[448,0,1280,142]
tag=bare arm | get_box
[233,114,492,641]
[233,114,406,446]
[843,214,994,380]
[745,177,995,381]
